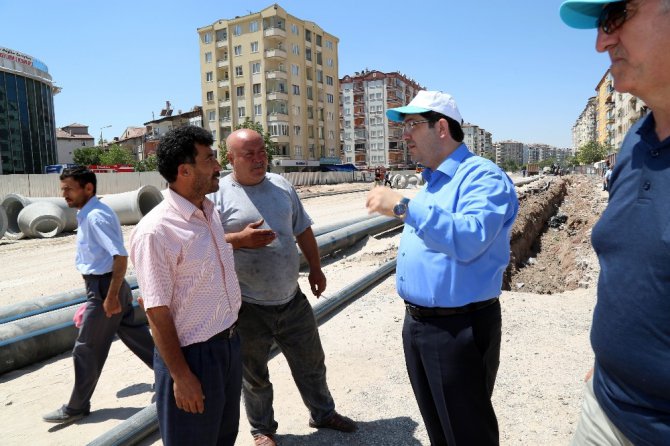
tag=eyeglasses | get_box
[402,120,430,133]
[598,1,628,34]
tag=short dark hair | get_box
[156,126,214,183]
[420,111,464,142]
[60,166,97,194]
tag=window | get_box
[307,106,314,119]
[238,107,246,117]
[293,125,301,136]
[252,62,261,74]
[233,25,242,36]
[269,124,289,136]
[250,41,259,53]
[376,92,382,99]
[305,48,312,62]
[254,104,262,116]
[292,105,301,116]
[318,127,324,139]
[316,70,323,83]
[306,86,313,100]
[235,65,243,76]
[236,86,245,97]
[292,84,300,95]
[316,52,322,65]
[369,93,375,100]
[326,94,334,103]
[206,71,213,82]
[215,29,227,41]
[291,24,299,35]
[344,107,351,116]
[308,126,314,138]
[316,34,322,46]
[326,76,333,86]
[295,145,303,156]
[326,40,333,50]
[328,130,335,139]
[234,45,242,56]
[292,43,300,55]
[291,64,300,76]
[252,83,261,95]
[249,21,258,32]
[203,32,212,44]
[305,29,312,42]
[327,58,334,68]
[206,91,214,102]
[204,52,212,63]
[208,110,216,121]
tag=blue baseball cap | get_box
[560,0,616,29]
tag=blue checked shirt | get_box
[397,144,518,308]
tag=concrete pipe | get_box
[100,185,163,225]
[1,194,77,239]
[0,204,7,239]
[391,174,403,188]
[407,175,419,187]
[17,201,67,238]
[396,175,409,189]
[414,173,425,186]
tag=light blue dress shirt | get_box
[397,144,518,308]
[75,196,127,275]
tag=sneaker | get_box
[309,411,358,432]
[253,433,277,446]
[42,405,90,423]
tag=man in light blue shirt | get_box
[367,91,518,446]
[43,167,154,424]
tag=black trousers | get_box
[67,274,154,411]
[402,300,501,446]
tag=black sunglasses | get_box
[598,1,628,34]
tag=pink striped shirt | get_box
[130,188,241,347]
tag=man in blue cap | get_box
[560,1,670,444]
[366,91,518,446]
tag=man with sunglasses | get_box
[366,91,518,445]
[561,1,670,444]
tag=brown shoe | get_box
[308,411,358,432]
[253,433,277,446]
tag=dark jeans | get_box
[154,332,242,446]
[402,300,502,446]
[237,289,335,436]
[67,275,154,412]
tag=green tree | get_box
[73,146,103,166]
[501,159,520,173]
[218,118,276,169]
[576,141,608,165]
[134,154,158,172]
[99,144,135,165]
[539,157,557,168]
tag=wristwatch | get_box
[393,197,410,220]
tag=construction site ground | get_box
[0,175,607,445]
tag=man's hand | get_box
[173,371,205,414]
[103,294,122,318]
[366,186,404,218]
[584,366,594,382]
[228,219,276,249]
[309,268,327,298]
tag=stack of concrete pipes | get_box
[0,185,164,239]
[391,173,424,189]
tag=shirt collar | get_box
[77,195,100,220]
[422,143,471,183]
[636,112,670,149]
[166,187,214,221]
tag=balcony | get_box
[265,70,287,80]
[267,91,288,101]
[219,98,231,107]
[218,79,230,88]
[269,134,290,143]
[267,111,289,122]
[265,48,287,59]
[219,117,231,126]
[217,59,228,67]
[216,40,227,48]
[264,27,286,39]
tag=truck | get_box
[526,163,539,176]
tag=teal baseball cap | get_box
[560,0,616,29]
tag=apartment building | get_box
[572,96,597,154]
[495,140,524,165]
[595,70,614,148]
[339,70,423,168]
[143,106,203,157]
[462,123,493,158]
[198,4,340,171]
[56,123,95,164]
[611,92,648,151]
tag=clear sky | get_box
[2,0,610,148]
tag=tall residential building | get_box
[572,96,597,154]
[462,123,493,158]
[198,4,340,171]
[495,140,524,165]
[595,70,614,147]
[0,46,59,174]
[611,92,648,151]
[339,70,423,168]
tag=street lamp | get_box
[99,125,111,147]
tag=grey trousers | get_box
[237,289,335,436]
[67,273,154,412]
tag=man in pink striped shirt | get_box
[130,126,242,446]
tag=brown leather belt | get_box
[405,297,499,318]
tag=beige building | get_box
[572,96,597,154]
[56,123,95,164]
[595,70,614,148]
[495,140,524,166]
[462,123,493,159]
[612,92,648,151]
[198,4,340,171]
[339,70,423,168]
